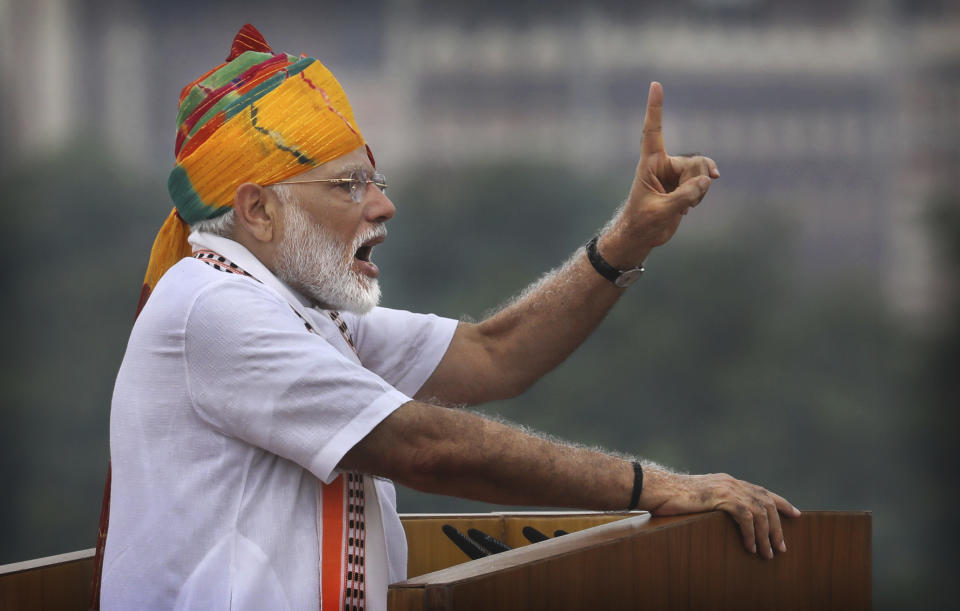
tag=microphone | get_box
[441,524,489,560]
[467,528,513,554]
[522,526,550,544]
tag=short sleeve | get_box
[183,278,411,484]
[342,307,458,397]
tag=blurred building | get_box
[0,0,956,318]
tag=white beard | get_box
[273,203,383,314]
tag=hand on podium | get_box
[640,467,802,560]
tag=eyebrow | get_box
[324,162,373,178]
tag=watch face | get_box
[614,268,644,288]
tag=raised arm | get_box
[417,82,721,406]
[340,400,801,560]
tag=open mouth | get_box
[355,245,373,262]
[354,234,385,263]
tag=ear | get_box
[232,182,278,243]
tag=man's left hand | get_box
[601,82,719,266]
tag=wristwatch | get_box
[585,236,645,288]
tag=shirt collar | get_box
[187,231,314,309]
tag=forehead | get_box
[291,146,371,180]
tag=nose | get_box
[364,184,396,223]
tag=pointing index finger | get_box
[642,81,665,156]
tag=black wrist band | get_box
[627,461,643,511]
[585,236,645,288]
[585,236,621,284]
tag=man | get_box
[99,24,799,610]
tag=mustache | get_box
[352,224,387,249]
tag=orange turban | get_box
[139,23,369,312]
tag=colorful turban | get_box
[139,23,369,312]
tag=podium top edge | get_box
[0,548,95,576]
[399,511,648,519]
[397,510,871,519]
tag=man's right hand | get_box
[639,467,802,560]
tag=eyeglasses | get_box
[281,168,388,203]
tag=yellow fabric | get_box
[177,61,365,214]
[143,210,194,295]
[144,58,365,301]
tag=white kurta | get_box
[102,233,457,610]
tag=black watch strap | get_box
[585,236,645,288]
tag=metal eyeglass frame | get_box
[281,168,388,203]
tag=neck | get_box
[231,228,280,277]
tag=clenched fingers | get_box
[708,158,719,178]
[668,175,711,214]
[671,154,720,186]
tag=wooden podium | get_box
[0,511,870,610]
[392,511,871,610]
